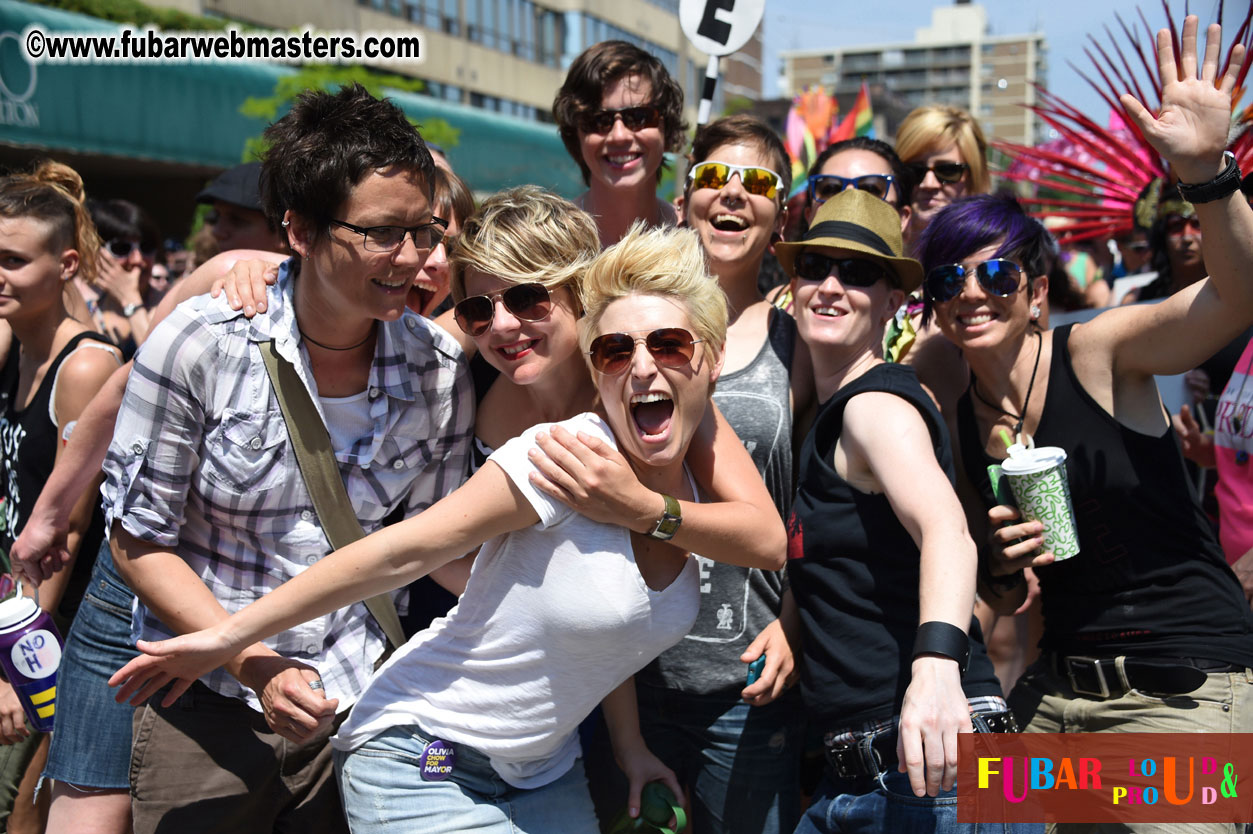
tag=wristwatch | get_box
[121,302,144,317]
[646,494,682,541]
[1177,151,1242,204]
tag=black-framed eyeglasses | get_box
[587,328,704,376]
[578,105,662,135]
[330,217,448,253]
[793,252,889,287]
[925,258,1023,303]
[453,283,553,337]
[908,160,969,185]
[687,161,782,200]
[807,174,896,204]
[106,238,157,259]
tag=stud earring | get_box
[1030,305,1041,320]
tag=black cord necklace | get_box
[971,328,1043,446]
[297,322,376,352]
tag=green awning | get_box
[0,0,583,195]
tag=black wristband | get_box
[1178,151,1242,204]
[912,621,970,674]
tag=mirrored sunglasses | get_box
[807,173,895,204]
[687,161,782,200]
[579,105,662,135]
[925,258,1023,303]
[793,252,889,287]
[453,283,552,337]
[909,160,969,185]
[587,328,703,376]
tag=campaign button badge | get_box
[420,739,455,781]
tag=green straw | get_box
[999,428,1014,451]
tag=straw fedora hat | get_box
[775,189,923,293]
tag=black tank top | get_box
[0,332,115,620]
[788,363,1001,728]
[957,324,1253,664]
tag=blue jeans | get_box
[334,726,601,834]
[796,767,1042,834]
[43,539,136,789]
[638,685,803,834]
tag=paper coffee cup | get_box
[1000,445,1081,561]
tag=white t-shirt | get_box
[332,412,700,788]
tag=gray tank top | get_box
[638,306,797,696]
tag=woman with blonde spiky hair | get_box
[108,224,786,834]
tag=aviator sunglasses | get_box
[793,252,889,287]
[587,328,703,376]
[807,173,896,204]
[908,160,969,185]
[579,105,662,135]
[687,161,783,200]
[925,258,1024,303]
[453,283,553,337]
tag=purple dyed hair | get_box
[917,193,1057,324]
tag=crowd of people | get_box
[0,16,1247,834]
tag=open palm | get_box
[1120,16,1244,183]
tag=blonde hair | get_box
[895,105,990,194]
[0,160,100,283]
[578,223,727,369]
[450,186,599,313]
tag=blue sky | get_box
[760,0,1236,138]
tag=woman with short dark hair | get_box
[553,40,687,247]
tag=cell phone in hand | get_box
[746,653,766,686]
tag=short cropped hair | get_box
[916,194,1056,324]
[688,114,792,199]
[260,84,434,241]
[895,105,990,194]
[553,41,687,185]
[449,186,600,313]
[579,224,727,370]
[1,160,100,283]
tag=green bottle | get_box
[606,782,687,834]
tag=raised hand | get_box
[1120,16,1245,183]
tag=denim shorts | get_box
[42,539,137,789]
[334,725,600,834]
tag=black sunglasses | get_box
[925,258,1023,303]
[330,217,448,253]
[453,283,552,337]
[579,105,662,135]
[587,328,703,376]
[807,174,896,204]
[794,252,889,287]
[106,239,157,259]
[908,160,969,185]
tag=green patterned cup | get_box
[1001,446,1081,561]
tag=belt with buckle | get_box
[824,710,1017,780]
[1046,654,1234,699]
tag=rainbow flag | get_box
[829,82,874,143]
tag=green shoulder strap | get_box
[259,340,407,650]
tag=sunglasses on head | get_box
[587,328,703,376]
[1164,214,1201,237]
[687,161,782,200]
[909,160,969,185]
[807,174,896,204]
[106,239,157,259]
[925,258,1023,303]
[453,283,552,337]
[793,252,889,287]
[579,105,662,135]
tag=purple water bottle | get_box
[0,584,63,732]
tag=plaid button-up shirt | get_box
[102,261,473,711]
